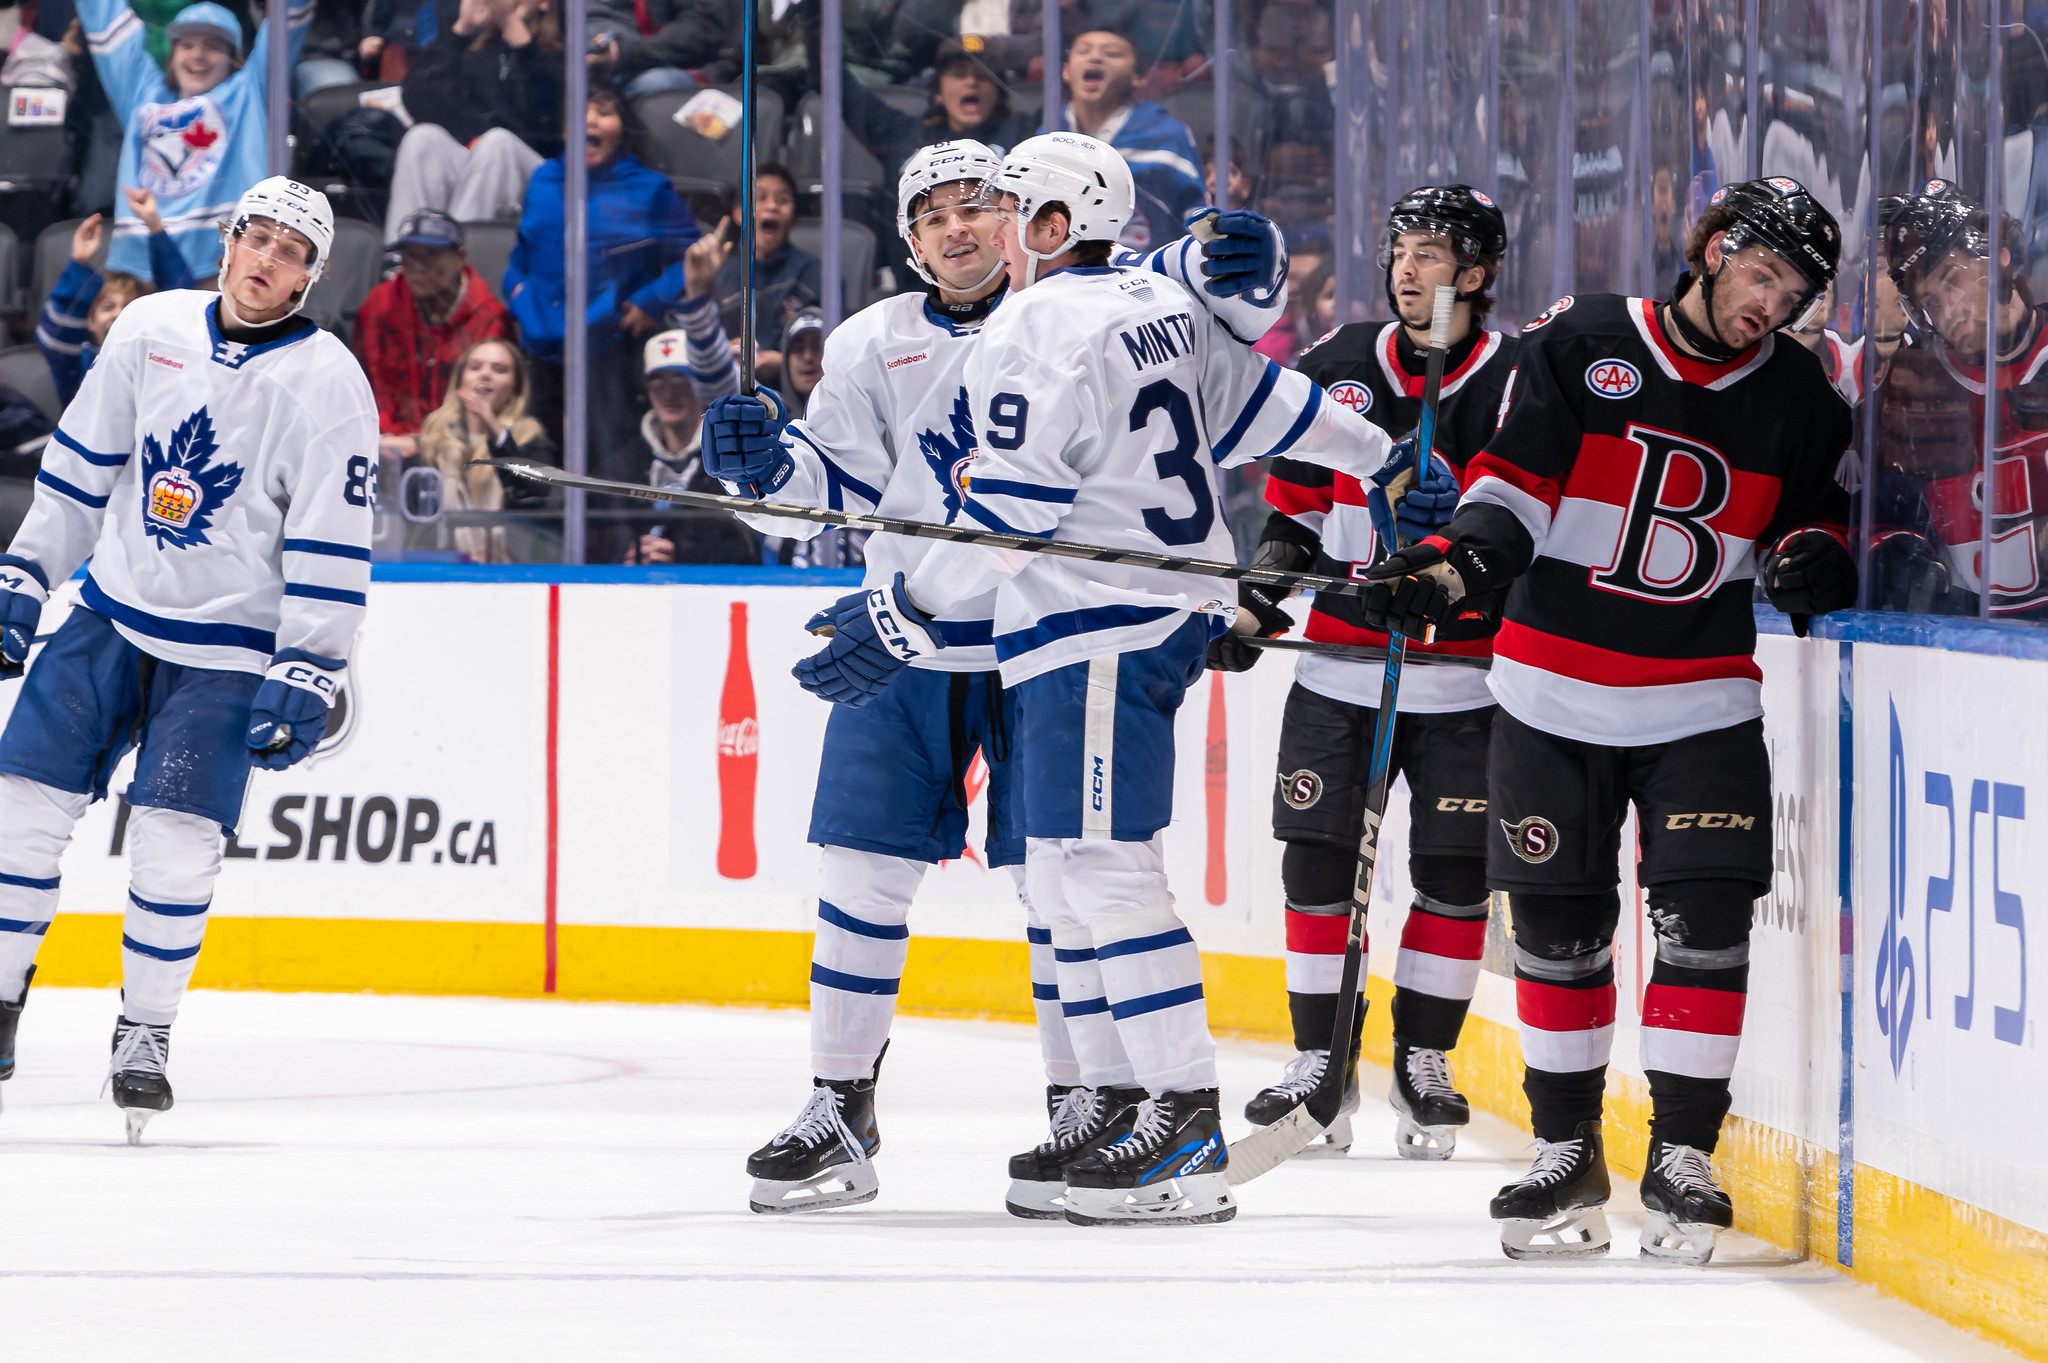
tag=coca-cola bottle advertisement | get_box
[717,601,759,879]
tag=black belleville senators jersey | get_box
[1263,320,1519,712]
[1457,293,1853,746]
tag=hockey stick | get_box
[1227,283,1458,1184]
[737,0,758,393]
[480,459,1383,600]
[1241,635,1489,671]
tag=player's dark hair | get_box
[588,86,650,165]
[1683,201,1744,276]
[1030,201,1113,266]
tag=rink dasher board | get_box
[4,578,2048,1248]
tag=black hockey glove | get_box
[1760,528,1857,638]
[1207,536,1310,672]
[1866,530,1951,615]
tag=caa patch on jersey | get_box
[1500,814,1558,864]
[1327,380,1373,415]
[142,407,242,550]
[1585,359,1642,399]
[1524,296,1575,332]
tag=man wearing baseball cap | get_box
[622,327,757,566]
[79,0,316,279]
[356,210,514,456]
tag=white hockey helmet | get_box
[218,177,335,313]
[896,140,1006,290]
[983,133,1135,285]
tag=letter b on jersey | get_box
[1591,425,1730,602]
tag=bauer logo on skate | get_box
[1585,360,1641,398]
[1501,814,1558,863]
[1326,380,1372,414]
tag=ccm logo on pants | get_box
[1435,797,1487,812]
[1664,813,1756,830]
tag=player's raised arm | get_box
[1124,207,1289,345]
[1192,319,1393,485]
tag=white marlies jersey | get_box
[751,243,1286,673]
[909,264,1390,683]
[7,289,378,672]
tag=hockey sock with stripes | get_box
[0,775,85,1004]
[808,846,922,1081]
[1641,879,1756,1153]
[120,806,224,1026]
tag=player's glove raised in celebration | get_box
[1187,208,1286,303]
[701,391,792,498]
[0,554,47,680]
[1760,528,1857,639]
[794,571,945,706]
[245,648,345,770]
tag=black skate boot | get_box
[1489,1119,1611,1259]
[106,1015,173,1146]
[1242,1048,1359,1156]
[1638,1139,1735,1265]
[1063,1089,1236,1227]
[746,1047,887,1215]
[1389,1040,1470,1161]
[1004,1084,1141,1220]
[0,965,33,1112]
[1043,1082,1082,1126]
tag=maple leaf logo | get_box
[917,386,977,522]
[141,407,242,550]
[181,121,219,151]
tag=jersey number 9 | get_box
[986,393,1029,449]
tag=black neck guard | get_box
[1664,271,1747,362]
[929,279,1008,326]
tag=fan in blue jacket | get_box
[1048,29,1207,251]
[35,201,198,405]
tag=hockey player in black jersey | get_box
[1360,176,1858,1263]
[1220,185,1515,1161]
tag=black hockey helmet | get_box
[1884,178,2022,331]
[1699,175,1841,329]
[1378,183,1508,314]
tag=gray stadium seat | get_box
[300,218,385,341]
[1158,80,1270,168]
[790,217,876,315]
[635,86,786,196]
[30,218,98,324]
[294,82,398,182]
[786,92,887,200]
[459,220,518,303]
[0,343,60,422]
[0,222,21,316]
[0,88,73,196]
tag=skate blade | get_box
[1392,1113,1458,1161]
[124,1108,153,1146]
[1291,1114,1353,1158]
[1003,1178,1068,1220]
[1639,1210,1722,1265]
[1498,1204,1611,1259]
[1063,1172,1237,1227]
[747,1160,879,1215]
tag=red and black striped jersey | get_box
[1264,320,1519,712]
[1456,292,1853,745]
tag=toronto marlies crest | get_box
[918,387,977,520]
[142,407,242,549]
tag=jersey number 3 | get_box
[1133,380,1212,546]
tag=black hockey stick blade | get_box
[478,459,1377,599]
[1241,635,1489,670]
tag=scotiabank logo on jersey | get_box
[1578,423,1771,603]
[137,96,228,198]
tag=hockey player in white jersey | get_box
[0,177,377,1142]
[788,134,1392,1225]
[708,140,1291,1216]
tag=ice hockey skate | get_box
[746,1051,885,1214]
[106,1016,173,1146]
[1490,1120,1611,1258]
[1388,1041,1469,1160]
[1638,1140,1735,1265]
[1242,1048,1358,1156]
[0,965,31,1114]
[1063,1089,1236,1227]
[1004,1084,1142,1219]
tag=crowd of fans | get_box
[0,0,2044,620]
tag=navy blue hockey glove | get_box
[1760,528,1857,638]
[701,390,792,498]
[0,555,47,680]
[1207,538,1309,672]
[1187,208,1286,303]
[1396,458,1460,545]
[794,572,945,706]
[246,649,345,770]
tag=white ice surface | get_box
[0,990,2018,1362]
